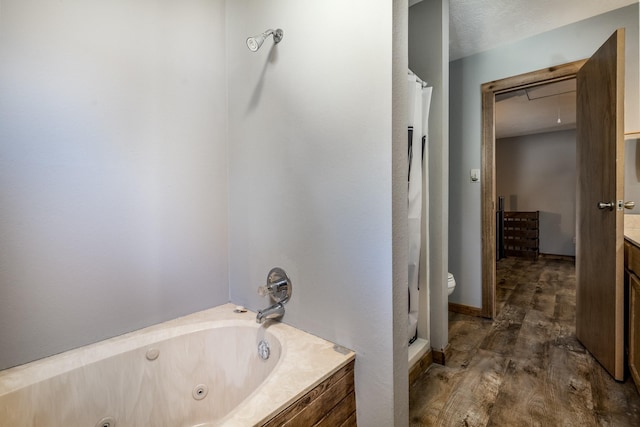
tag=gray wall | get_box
[628,0,640,212]
[449,4,640,308]
[225,1,407,424]
[626,138,640,212]
[0,0,230,370]
[496,130,577,257]
[408,0,449,351]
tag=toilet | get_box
[447,272,456,296]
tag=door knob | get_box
[599,200,636,211]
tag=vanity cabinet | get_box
[624,240,640,394]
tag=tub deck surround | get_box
[0,303,355,427]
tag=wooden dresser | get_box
[503,211,540,259]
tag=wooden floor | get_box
[409,256,640,426]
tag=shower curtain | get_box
[408,71,432,344]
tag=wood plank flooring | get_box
[409,256,640,426]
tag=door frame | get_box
[480,60,587,319]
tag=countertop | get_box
[626,215,640,247]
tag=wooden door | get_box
[576,29,625,380]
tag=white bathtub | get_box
[0,304,354,427]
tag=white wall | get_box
[449,4,639,308]
[226,1,406,424]
[0,0,229,370]
[392,1,411,425]
[496,130,577,257]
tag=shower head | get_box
[246,28,284,52]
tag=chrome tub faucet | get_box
[256,267,291,324]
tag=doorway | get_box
[494,78,578,315]
[480,60,587,319]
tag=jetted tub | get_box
[0,304,355,426]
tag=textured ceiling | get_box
[445,0,637,60]
[495,79,576,139]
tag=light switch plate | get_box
[470,169,480,182]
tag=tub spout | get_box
[256,302,284,324]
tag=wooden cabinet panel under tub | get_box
[261,360,357,427]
